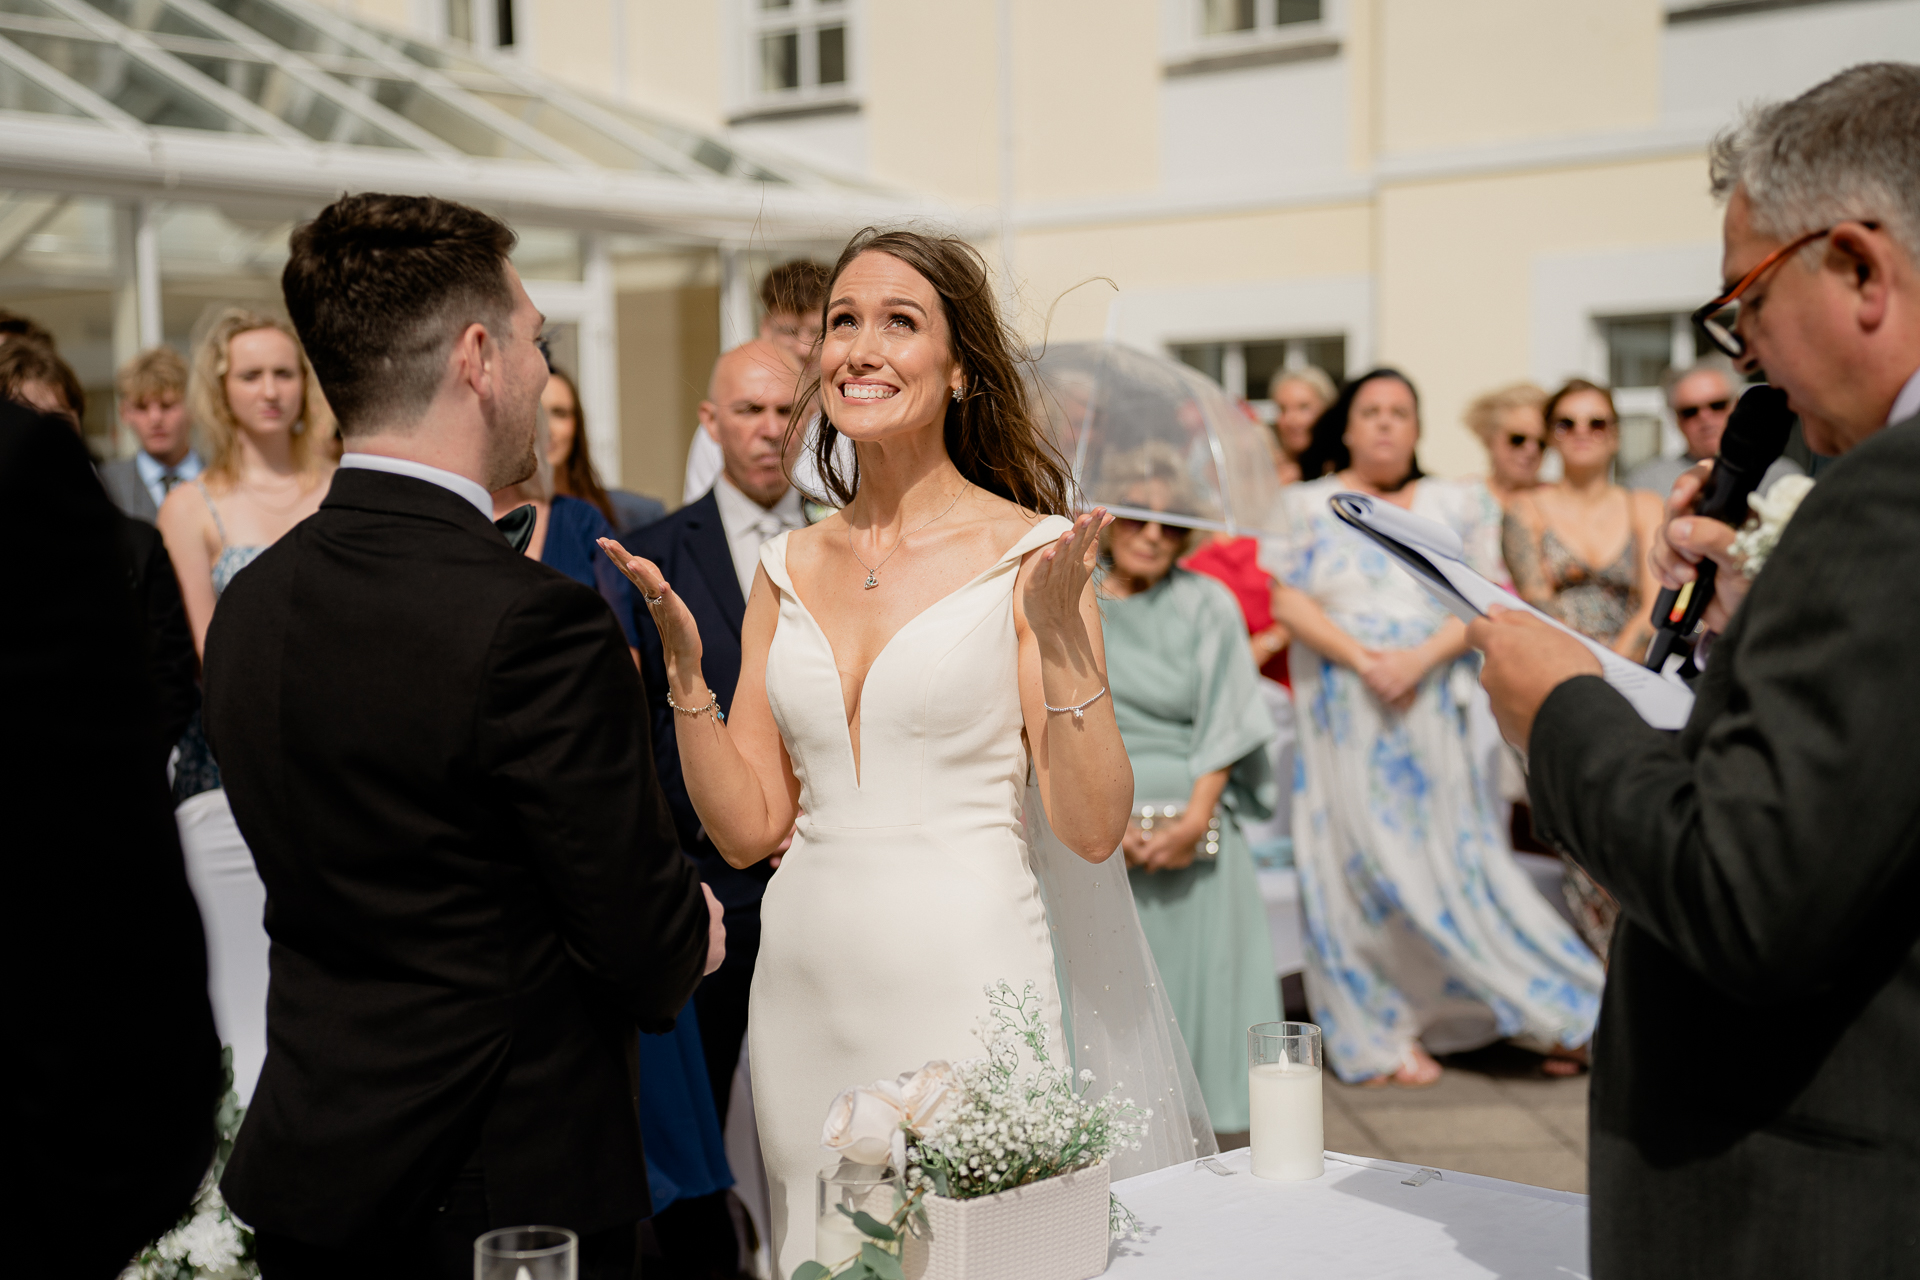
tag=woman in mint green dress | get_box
[1098,449,1279,1134]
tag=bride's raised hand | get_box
[1022,509,1112,645]
[598,537,705,683]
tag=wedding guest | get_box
[0,335,84,427]
[1472,64,1920,1277]
[0,305,54,346]
[543,364,664,533]
[1270,365,1335,485]
[497,373,735,1277]
[1464,381,1547,512]
[1623,358,1801,499]
[1099,443,1279,1135]
[100,347,199,523]
[684,259,828,502]
[1266,368,1602,1085]
[1502,380,1664,960]
[7,396,222,1280]
[155,309,335,1105]
[207,192,719,1280]
[630,337,804,1278]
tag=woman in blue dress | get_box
[1265,369,1602,1086]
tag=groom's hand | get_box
[702,883,726,975]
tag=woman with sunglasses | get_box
[1098,443,1280,1140]
[1266,369,1603,1087]
[1501,378,1665,964]
[1464,381,1549,513]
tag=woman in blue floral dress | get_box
[1265,369,1602,1085]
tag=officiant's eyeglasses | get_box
[1693,223,1877,359]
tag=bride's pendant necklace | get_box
[848,483,967,589]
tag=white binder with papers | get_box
[1327,491,1696,730]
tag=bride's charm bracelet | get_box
[667,688,725,722]
[1043,686,1107,722]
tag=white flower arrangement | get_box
[800,981,1149,1280]
[1729,473,1815,579]
[122,1048,257,1280]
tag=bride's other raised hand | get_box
[1022,509,1112,645]
[598,537,705,678]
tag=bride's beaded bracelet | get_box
[667,688,725,722]
[1043,686,1107,722]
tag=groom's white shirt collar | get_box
[1888,364,1920,428]
[340,452,494,521]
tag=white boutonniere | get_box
[1729,474,1815,578]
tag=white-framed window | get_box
[1172,333,1346,421]
[446,0,518,49]
[1598,312,1701,473]
[743,0,853,110]
[1197,0,1325,39]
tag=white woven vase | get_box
[901,1160,1111,1280]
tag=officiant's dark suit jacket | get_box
[627,487,773,1114]
[1527,410,1920,1278]
[204,468,709,1245]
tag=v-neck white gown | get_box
[748,516,1073,1278]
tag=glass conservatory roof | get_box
[0,0,909,237]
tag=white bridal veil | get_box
[1024,785,1219,1178]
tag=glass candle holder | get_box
[815,1162,895,1268]
[1248,1021,1324,1181]
[474,1225,577,1280]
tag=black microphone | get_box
[1642,384,1794,672]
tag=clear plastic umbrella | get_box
[1028,342,1284,536]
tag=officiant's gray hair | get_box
[1710,62,1920,263]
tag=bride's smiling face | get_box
[821,250,964,443]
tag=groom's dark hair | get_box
[282,193,517,437]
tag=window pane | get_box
[200,0,361,60]
[817,23,844,86]
[1201,0,1256,35]
[468,89,669,171]
[759,0,791,8]
[0,57,88,116]
[1302,335,1345,382]
[6,31,255,131]
[173,52,412,147]
[1604,315,1675,388]
[1274,0,1322,25]
[0,0,77,21]
[1172,342,1225,386]
[511,225,582,281]
[445,0,470,43]
[493,0,512,47]
[76,0,223,40]
[1241,340,1288,401]
[759,29,797,92]
[324,70,548,161]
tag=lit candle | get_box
[1248,1058,1323,1180]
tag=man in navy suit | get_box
[627,338,804,1120]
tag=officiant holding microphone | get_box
[1471,64,1920,1278]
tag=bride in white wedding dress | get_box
[604,229,1213,1278]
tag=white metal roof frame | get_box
[0,0,955,242]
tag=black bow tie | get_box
[496,504,536,554]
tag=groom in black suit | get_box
[203,193,721,1280]
[1473,66,1920,1278]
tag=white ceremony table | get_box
[1106,1147,1590,1278]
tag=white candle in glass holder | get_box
[1248,1059,1324,1180]
[816,1210,869,1267]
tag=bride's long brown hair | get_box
[790,228,1071,517]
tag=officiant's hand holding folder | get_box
[1327,493,1696,731]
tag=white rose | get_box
[821,1081,907,1165]
[894,1061,957,1132]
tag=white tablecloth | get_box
[1106,1147,1589,1278]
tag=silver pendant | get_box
[864,573,879,589]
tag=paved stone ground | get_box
[1218,1042,1590,1195]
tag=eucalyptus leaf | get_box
[860,1242,906,1280]
[790,1265,833,1280]
[850,1210,896,1241]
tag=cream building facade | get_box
[4,0,1916,494]
[464,0,1920,481]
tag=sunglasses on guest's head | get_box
[1675,398,1730,422]
[1551,416,1616,437]
[1505,433,1544,451]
